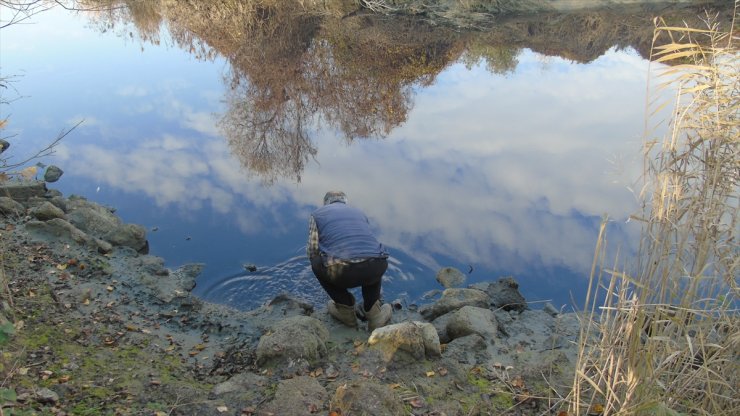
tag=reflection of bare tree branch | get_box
[1,120,82,172]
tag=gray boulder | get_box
[419,287,490,321]
[0,196,24,216]
[442,333,487,365]
[43,165,64,183]
[476,276,528,312]
[435,266,466,288]
[256,316,329,366]
[212,372,267,397]
[262,376,328,415]
[30,201,65,221]
[25,219,94,247]
[138,263,202,303]
[330,381,406,416]
[66,197,147,252]
[0,180,46,202]
[104,223,147,252]
[446,305,499,343]
[366,321,441,362]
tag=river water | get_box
[2,2,730,311]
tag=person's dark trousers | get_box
[310,256,388,311]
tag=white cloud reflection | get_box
[55,48,652,280]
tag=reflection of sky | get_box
[2,6,657,310]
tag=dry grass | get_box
[569,7,738,416]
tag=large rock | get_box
[330,381,406,416]
[477,277,528,311]
[43,165,64,183]
[262,376,328,415]
[212,372,267,397]
[366,321,441,362]
[66,197,147,252]
[436,266,466,288]
[25,219,95,247]
[446,305,498,343]
[0,180,46,202]
[419,288,490,320]
[256,316,329,366]
[29,201,65,221]
[104,223,147,252]
[0,196,24,216]
[138,263,203,303]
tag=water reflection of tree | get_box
[219,8,460,182]
[79,0,734,183]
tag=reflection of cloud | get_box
[56,48,652,280]
[116,85,148,97]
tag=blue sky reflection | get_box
[1,6,653,310]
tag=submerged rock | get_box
[0,139,9,153]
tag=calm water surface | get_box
[4,3,719,311]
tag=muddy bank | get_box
[1,180,582,415]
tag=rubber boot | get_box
[328,300,358,328]
[365,300,392,332]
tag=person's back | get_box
[311,202,386,263]
[307,191,392,331]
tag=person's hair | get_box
[323,191,347,205]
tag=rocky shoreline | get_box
[1,180,582,415]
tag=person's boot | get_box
[365,300,392,332]
[328,301,358,328]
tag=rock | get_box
[211,372,266,396]
[43,165,64,182]
[139,263,203,303]
[330,381,406,416]
[30,201,65,221]
[367,321,441,362]
[138,255,168,276]
[256,315,329,366]
[266,293,314,316]
[25,218,95,247]
[442,333,487,365]
[36,387,59,404]
[446,305,498,343]
[544,302,559,317]
[0,196,24,216]
[0,180,47,202]
[104,223,147,252]
[419,287,490,321]
[436,266,466,288]
[66,198,121,235]
[262,376,328,415]
[0,139,9,153]
[478,277,528,312]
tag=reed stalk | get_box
[571,6,738,416]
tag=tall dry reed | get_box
[570,7,738,416]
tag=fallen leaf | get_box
[58,375,71,383]
[125,324,138,332]
[588,403,605,415]
[437,367,448,376]
[20,166,38,180]
[56,263,68,270]
[408,398,424,408]
[425,371,435,377]
[216,406,228,413]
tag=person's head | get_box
[323,191,347,205]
